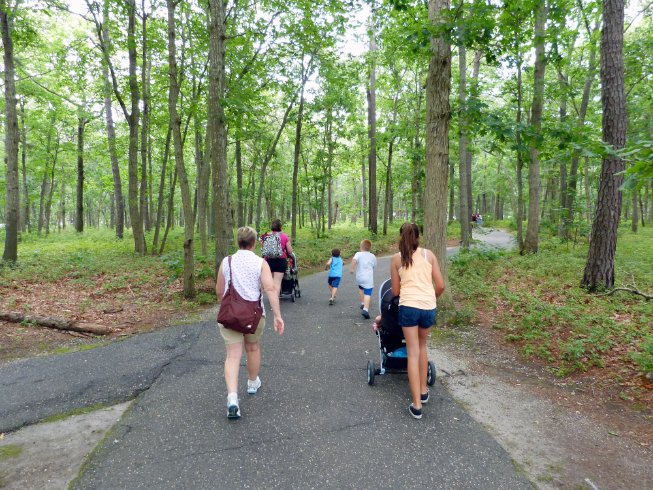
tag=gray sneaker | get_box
[227,395,241,419]
[247,376,261,395]
[329,297,334,305]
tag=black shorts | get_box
[266,257,287,273]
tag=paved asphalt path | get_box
[2,232,529,489]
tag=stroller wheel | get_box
[427,361,436,386]
[367,360,375,385]
[291,292,296,302]
[296,289,301,298]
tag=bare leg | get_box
[357,288,364,305]
[402,326,421,409]
[272,271,284,296]
[244,340,261,382]
[363,294,371,311]
[224,341,244,394]
[418,327,431,394]
[331,286,338,299]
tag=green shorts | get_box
[218,316,266,345]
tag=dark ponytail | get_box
[399,222,419,268]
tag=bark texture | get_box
[582,0,627,291]
[1,0,20,262]
[424,0,452,308]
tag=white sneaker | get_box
[227,392,240,419]
[247,376,261,395]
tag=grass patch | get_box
[41,402,113,424]
[53,343,106,356]
[450,224,653,380]
[0,444,23,460]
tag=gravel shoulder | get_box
[429,325,653,490]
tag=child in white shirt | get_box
[350,239,377,319]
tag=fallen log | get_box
[0,312,114,335]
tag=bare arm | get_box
[285,237,293,255]
[429,251,445,298]
[215,262,226,300]
[390,253,401,297]
[324,257,332,271]
[349,258,357,274]
[261,260,285,335]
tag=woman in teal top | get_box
[325,248,343,305]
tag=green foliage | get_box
[630,336,653,374]
[450,226,653,377]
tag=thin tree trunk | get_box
[383,137,394,235]
[141,0,150,232]
[160,167,178,255]
[424,0,452,308]
[458,42,471,248]
[292,60,309,242]
[98,0,125,239]
[19,98,29,233]
[515,57,525,251]
[44,135,59,236]
[367,25,378,234]
[582,0,627,291]
[631,188,639,232]
[523,0,547,253]
[254,100,295,232]
[564,21,600,238]
[361,150,367,226]
[235,138,244,227]
[152,125,172,253]
[167,0,195,298]
[75,114,87,232]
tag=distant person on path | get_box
[325,248,343,305]
[471,213,478,228]
[390,223,445,419]
[477,214,483,228]
[350,239,377,319]
[260,219,294,298]
[216,226,285,419]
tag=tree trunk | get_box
[631,188,638,232]
[1,0,19,262]
[523,0,547,253]
[126,0,145,253]
[160,167,177,255]
[424,0,453,309]
[367,26,378,235]
[75,114,86,232]
[235,138,244,227]
[361,149,367,226]
[383,137,394,235]
[515,57,524,251]
[563,22,599,238]
[458,42,471,248]
[412,69,423,223]
[167,0,195,298]
[254,100,295,232]
[141,2,150,233]
[207,0,232,274]
[327,109,334,230]
[44,134,59,236]
[152,126,172,253]
[19,99,29,233]
[581,0,626,291]
[292,59,310,242]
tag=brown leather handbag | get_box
[217,256,263,334]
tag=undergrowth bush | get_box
[449,225,653,379]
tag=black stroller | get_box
[367,279,436,386]
[279,253,301,302]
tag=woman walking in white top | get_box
[390,223,445,419]
[216,227,285,419]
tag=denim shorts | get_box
[328,276,341,287]
[398,306,437,328]
[358,285,373,296]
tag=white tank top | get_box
[221,250,265,309]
